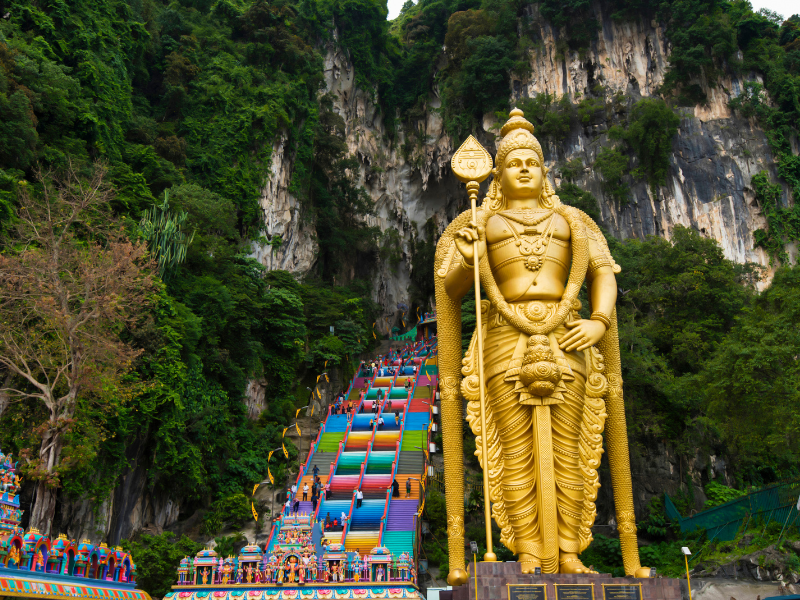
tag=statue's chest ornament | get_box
[499,210,555,273]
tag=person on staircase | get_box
[406,478,411,498]
[392,479,400,498]
[356,489,363,508]
[303,482,309,501]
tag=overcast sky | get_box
[387,0,797,21]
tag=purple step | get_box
[386,500,419,531]
[286,500,313,514]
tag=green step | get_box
[318,432,345,452]
[400,431,426,452]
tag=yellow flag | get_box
[295,422,301,436]
[282,427,288,438]
[252,502,258,521]
[268,450,274,462]
[316,388,321,399]
[310,404,314,417]
[252,483,259,496]
[296,408,302,418]
[282,443,288,459]
[372,323,377,339]
[324,373,329,383]
[316,374,321,383]
[268,467,274,485]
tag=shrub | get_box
[595,146,630,204]
[201,493,252,535]
[121,533,202,598]
[621,99,680,192]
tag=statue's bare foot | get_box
[559,553,598,574]
[519,554,541,574]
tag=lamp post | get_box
[470,541,479,600]
[681,547,692,598]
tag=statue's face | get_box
[500,148,543,201]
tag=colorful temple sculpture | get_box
[168,338,437,600]
[0,449,151,599]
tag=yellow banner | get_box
[282,427,288,438]
[372,322,377,339]
[251,502,258,521]
[268,467,274,485]
[282,443,288,459]
[252,484,259,496]
[295,422,301,436]
[324,373,329,382]
[316,388,321,399]
[268,450,274,462]
[296,408,302,418]
[310,404,314,417]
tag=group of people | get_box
[284,466,329,516]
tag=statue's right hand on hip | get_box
[454,222,486,266]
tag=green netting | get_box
[666,479,800,542]
[391,327,417,341]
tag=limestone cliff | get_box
[253,6,791,317]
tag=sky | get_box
[386,0,798,20]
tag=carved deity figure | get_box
[436,109,650,583]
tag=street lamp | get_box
[470,541,479,600]
[681,547,692,598]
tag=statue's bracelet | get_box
[590,311,611,329]
[460,257,474,271]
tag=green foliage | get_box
[616,99,681,193]
[704,481,746,508]
[560,158,584,182]
[750,171,800,265]
[557,182,601,222]
[201,493,252,535]
[409,218,437,310]
[512,93,573,142]
[380,229,404,273]
[121,533,202,598]
[701,265,800,472]
[577,96,607,125]
[213,533,248,560]
[595,146,630,204]
[578,534,624,576]
[609,226,757,448]
[139,191,194,278]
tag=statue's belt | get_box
[483,300,587,405]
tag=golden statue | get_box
[435,109,650,584]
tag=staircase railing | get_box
[342,471,360,545]
[378,485,392,547]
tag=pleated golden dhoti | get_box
[470,301,593,572]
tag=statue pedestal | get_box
[447,563,683,600]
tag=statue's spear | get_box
[451,135,497,562]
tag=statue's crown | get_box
[500,108,535,137]
[496,108,543,172]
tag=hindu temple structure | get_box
[168,337,437,600]
[0,449,151,599]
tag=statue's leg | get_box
[486,372,540,567]
[551,360,596,574]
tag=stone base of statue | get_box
[443,563,683,600]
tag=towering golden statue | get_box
[435,109,650,584]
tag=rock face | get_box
[251,9,789,305]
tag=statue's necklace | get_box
[498,211,555,272]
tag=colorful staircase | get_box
[267,337,437,578]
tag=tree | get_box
[0,163,155,529]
